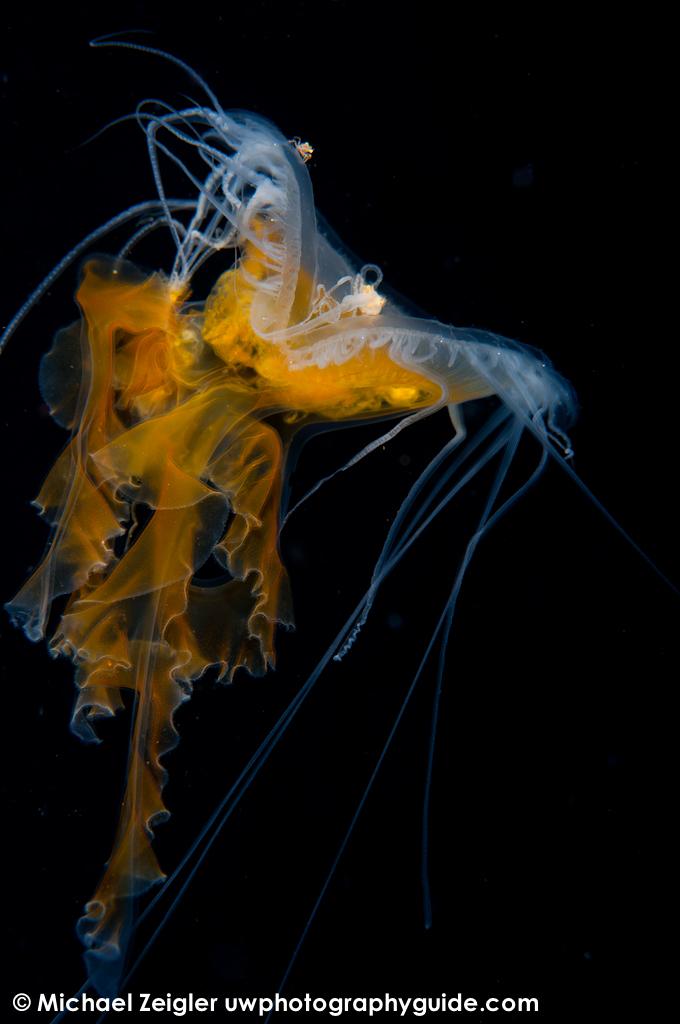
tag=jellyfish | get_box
[2,41,672,1007]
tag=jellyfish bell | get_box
[1,38,674,1006]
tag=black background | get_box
[0,6,675,1023]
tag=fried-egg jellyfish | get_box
[2,40,674,1009]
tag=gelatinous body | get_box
[4,48,578,996]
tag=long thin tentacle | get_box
[421,420,536,926]
[0,200,195,352]
[334,409,514,660]
[281,399,447,531]
[270,424,529,1002]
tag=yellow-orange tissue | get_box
[7,253,442,989]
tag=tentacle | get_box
[334,406,513,660]
[281,398,446,531]
[421,432,549,927]
[0,200,195,353]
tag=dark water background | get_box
[0,6,675,1022]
